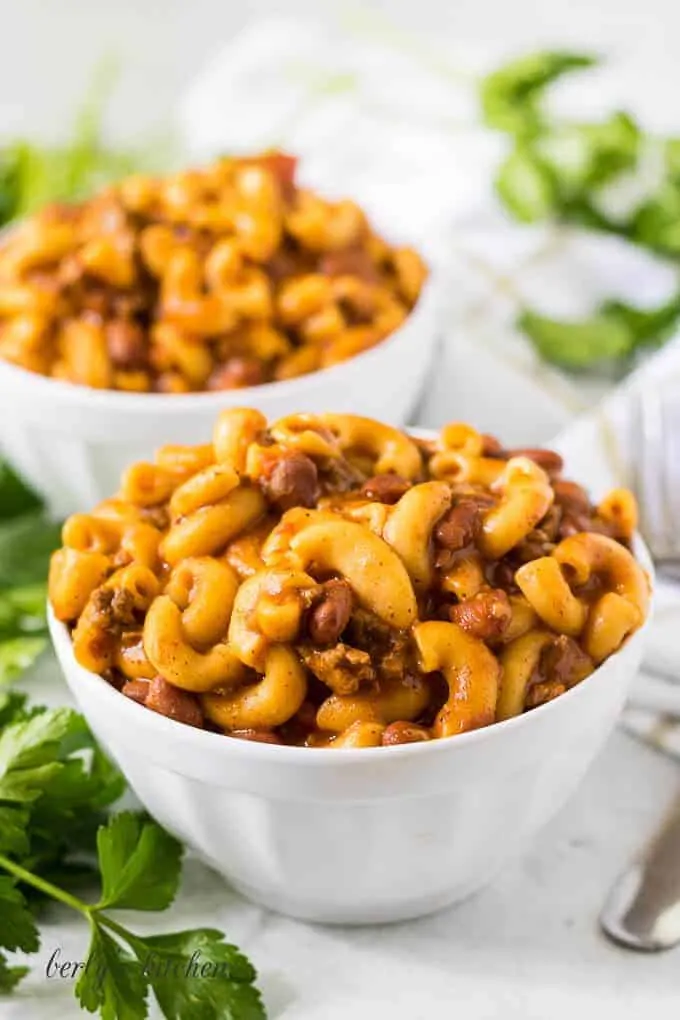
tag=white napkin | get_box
[178,16,680,741]
[179,16,678,446]
[552,338,680,749]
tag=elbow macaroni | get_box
[48,410,650,747]
[0,153,427,392]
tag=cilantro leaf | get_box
[481,51,597,135]
[96,812,183,912]
[126,928,265,1020]
[0,876,39,953]
[76,924,149,1020]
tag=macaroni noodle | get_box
[49,411,649,747]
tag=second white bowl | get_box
[0,272,443,517]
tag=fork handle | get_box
[600,797,680,950]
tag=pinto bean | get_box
[360,473,411,504]
[553,479,591,514]
[481,433,506,458]
[448,589,512,642]
[105,319,148,369]
[208,356,265,390]
[508,448,564,476]
[434,500,484,552]
[121,679,150,705]
[381,721,431,746]
[145,676,203,728]
[541,634,593,689]
[261,450,318,510]
[307,579,353,644]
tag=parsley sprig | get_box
[481,50,680,370]
[0,695,266,1018]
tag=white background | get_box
[3,0,680,142]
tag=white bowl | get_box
[47,534,652,925]
[0,272,443,518]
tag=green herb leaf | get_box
[96,812,184,912]
[0,513,61,590]
[481,50,597,135]
[495,144,559,222]
[0,637,46,685]
[0,806,29,856]
[76,924,149,1020]
[0,691,29,729]
[0,876,40,953]
[0,462,43,522]
[518,307,635,368]
[0,707,86,803]
[0,954,29,993]
[127,928,266,1020]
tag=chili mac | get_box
[49,411,650,747]
[0,153,427,392]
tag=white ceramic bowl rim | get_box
[47,535,653,765]
[0,271,441,415]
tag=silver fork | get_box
[600,384,680,951]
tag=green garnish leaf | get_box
[0,690,29,729]
[126,928,266,1020]
[0,954,29,993]
[518,307,635,368]
[0,512,61,590]
[0,806,29,856]
[0,463,43,522]
[481,50,597,135]
[495,145,558,222]
[76,925,149,1020]
[0,875,40,953]
[0,637,46,685]
[96,811,184,912]
[0,707,86,803]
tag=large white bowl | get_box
[0,272,443,518]
[47,533,652,926]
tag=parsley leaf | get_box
[0,691,29,729]
[127,929,266,1020]
[495,144,558,222]
[76,925,149,1020]
[481,51,597,136]
[0,805,29,856]
[0,708,85,803]
[482,50,680,367]
[96,812,183,912]
[0,513,61,590]
[0,462,43,522]
[0,954,29,994]
[518,308,635,368]
[0,876,39,953]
